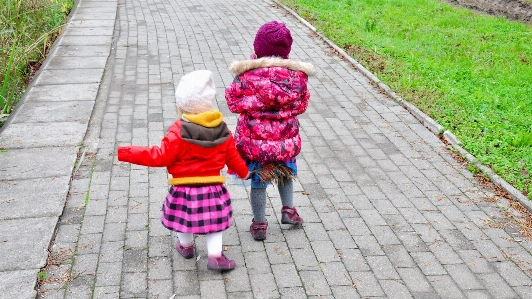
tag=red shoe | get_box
[176,241,194,259]
[250,219,268,241]
[281,206,303,226]
[207,253,236,271]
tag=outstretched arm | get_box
[118,132,178,167]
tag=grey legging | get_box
[250,179,293,222]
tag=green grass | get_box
[280,0,532,199]
[0,0,73,124]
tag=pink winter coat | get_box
[225,57,315,163]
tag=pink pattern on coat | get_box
[225,65,310,163]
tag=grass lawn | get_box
[0,0,73,124]
[280,0,532,199]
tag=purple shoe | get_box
[281,206,303,226]
[250,219,268,241]
[207,253,236,271]
[176,241,194,259]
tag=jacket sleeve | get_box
[225,77,247,114]
[225,133,249,178]
[118,131,179,167]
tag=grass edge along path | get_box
[278,0,532,201]
[0,0,73,126]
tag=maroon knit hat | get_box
[253,21,293,59]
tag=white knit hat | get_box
[175,70,215,114]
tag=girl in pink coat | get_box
[225,21,314,240]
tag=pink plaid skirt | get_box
[161,184,232,234]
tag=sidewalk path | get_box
[1,0,532,298]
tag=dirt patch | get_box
[443,0,532,22]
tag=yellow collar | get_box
[182,110,223,128]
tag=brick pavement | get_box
[4,0,532,298]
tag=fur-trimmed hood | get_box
[229,57,315,76]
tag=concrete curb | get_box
[271,0,532,213]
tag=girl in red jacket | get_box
[118,70,249,271]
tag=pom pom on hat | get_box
[175,70,215,114]
[253,21,293,59]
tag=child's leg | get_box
[206,231,223,257]
[206,231,235,271]
[250,187,267,222]
[176,232,194,246]
[279,179,303,225]
[250,187,268,240]
[278,178,293,208]
[175,232,195,259]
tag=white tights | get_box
[176,231,223,257]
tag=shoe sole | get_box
[207,265,235,271]
[281,214,303,226]
[252,230,266,240]
[182,253,194,259]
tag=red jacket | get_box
[118,110,249,185]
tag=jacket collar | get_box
[229,57,315,76]
[182,110,223,128]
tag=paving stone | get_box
[463,290,493,299]
[303,222,329,241]
[278,287,307,299]
[427,275,465,298]
[148,256,172,280]
[514,286,532,299]
[364,255,401,281]
[492,261,532,287]
[65,275,95,299]
[353,235,386,256]
[0,217,57,270]
[456,250,494,274]
[271,263,302,288]
[224,266,252,293]
[344,217,371,236]
[93,286,120,299]
[397,267,434,293]
[120,272,148,298]
[382,244,416,268]
[328,229,358,249]
[445,264,484,290]
[95,262,121,287]
[369,225,402,246]
[226,291,255,299]
[349,271,385,297]
[321,261,352,286]
[379,279,413,299]
[291,247,320,271]
[0,270,38,299]
[80,215,105,235]
[244,250,271,275]
[410,251,447,276]
[148,279,174,298]
[477,272,518,299]
[249,272,279,298]
[265,242,293,265]
[173,270,201,296]
[0,177,71,219]
[311,240,342,263]
[99,241,124,263]
[299,270,332,296]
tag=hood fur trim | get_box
[229,57,315,76]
